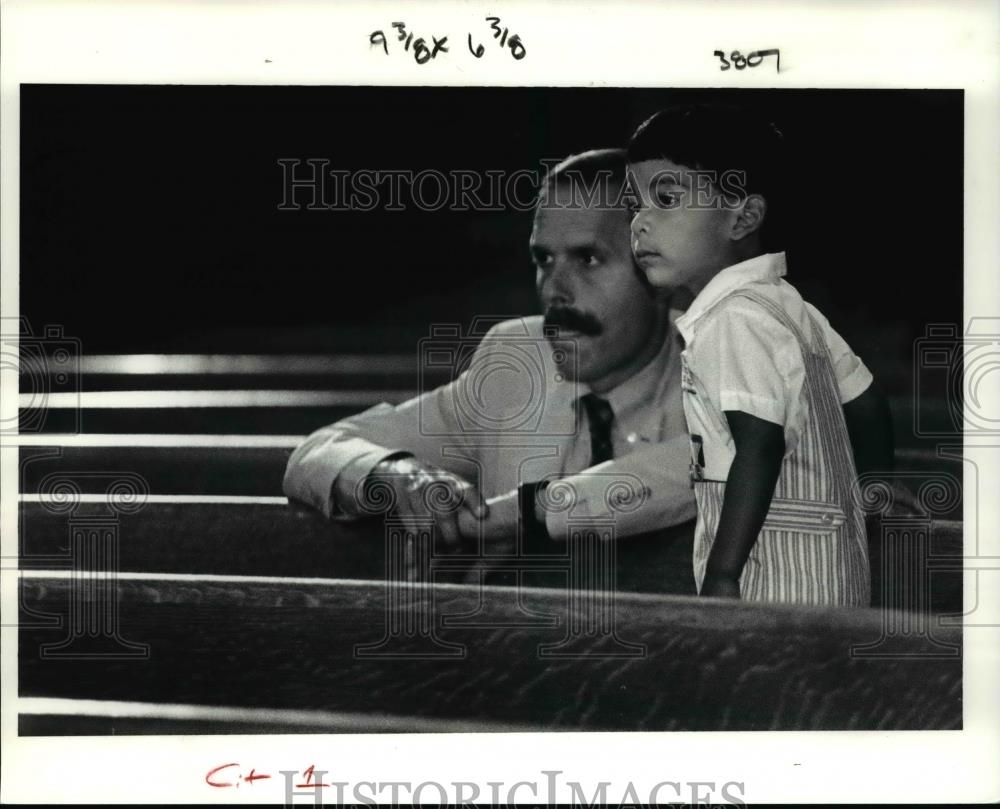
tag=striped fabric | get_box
[689,289,870,607]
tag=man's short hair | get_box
[627,105,787,249]
[537,148,628,211]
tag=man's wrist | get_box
[370,451,416,475]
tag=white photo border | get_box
[2,0,998,804]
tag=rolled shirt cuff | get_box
[543,467,696,541]
[327,445,412,519]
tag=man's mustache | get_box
[543,306,603,337]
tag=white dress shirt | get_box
[675,251,873,482]
[283,315,696,540]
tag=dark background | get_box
[20,86,962,391]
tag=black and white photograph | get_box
[2,1,998,805]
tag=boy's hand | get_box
[700,573,742,599]
[456,490,519,544]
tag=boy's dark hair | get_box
[627,105,787,250]
[537,148,628,211]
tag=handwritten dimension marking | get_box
[371,16,526,63]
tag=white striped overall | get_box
[685,288,871,607]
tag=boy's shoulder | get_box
[686,278,819,368]
[702,275,804,328]
[712,279,850,364]
[680,252,815,348]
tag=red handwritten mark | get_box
[206,763,239,788]
[296,764,330,789]
[205,763,272,788]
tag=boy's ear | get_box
[730,194,767,241]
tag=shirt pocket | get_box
[762,497,847,535]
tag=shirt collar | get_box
[574,315,679,420]
[674,251,787,344]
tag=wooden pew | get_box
[17,496,698,596]
[19,437,298,496]
[18,437,965,525]
[19,572,962,732]
[20,494,962,611]
[21,390,408,435]
[19,496,384,581]
[20,386,948,447]
[25,353,450,391]
[18,697,533,734]
[21,352,448,434]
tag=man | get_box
[283,149,696,552]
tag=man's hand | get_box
[368,457,488,552]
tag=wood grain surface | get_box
[20,574,962,732]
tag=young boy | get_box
[626,105,891,606]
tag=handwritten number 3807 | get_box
[714,49,780,72]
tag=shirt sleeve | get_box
[282,405,414,520]
[710,298,801,428]
[804,302,874,403]
[543,433,697,540]
[283,323,524,519]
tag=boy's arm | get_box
[842,382,894,478]
[701,410,785,599]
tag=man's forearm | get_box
[283,420,409,518]
[283,393,465,517]
[543,434,697,541]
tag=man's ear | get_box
[730,194,767,241]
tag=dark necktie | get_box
[580,393,615,465]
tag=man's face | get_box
[628,158,738,293]
[531,192,665,392]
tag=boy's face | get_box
[628,158,740,294]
